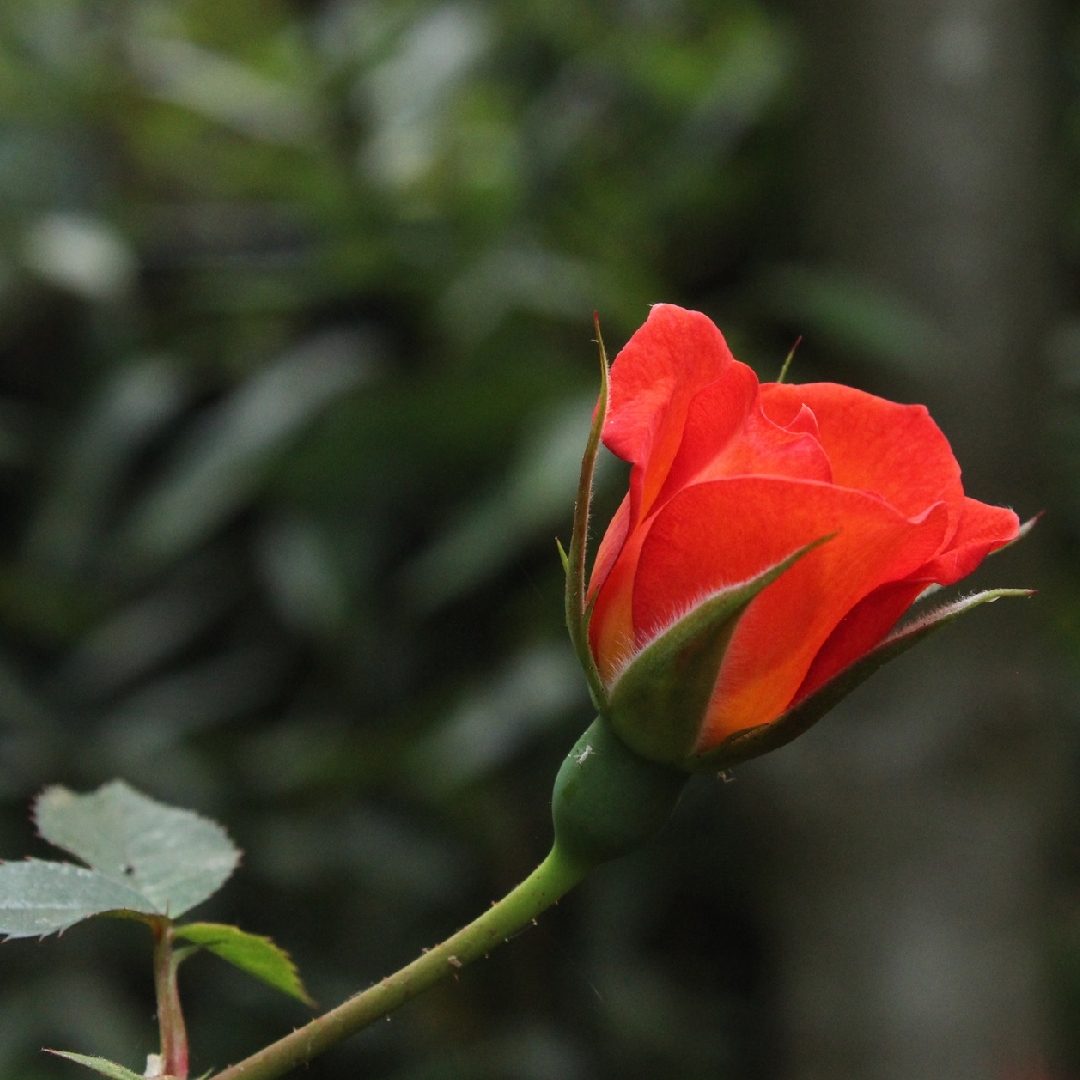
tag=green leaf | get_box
[175,922,313,1005]
[763,263,948,377]
[117,345,368,573]
[697,588,1034,771]
[35,780,240,918]
[0,783,240,937]
[0,860,157,938]
[45,1050,147,1080]
[401,396,598,616]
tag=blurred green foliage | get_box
[0,1,798,1078]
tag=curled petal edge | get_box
[691,587,1034,773]
[1007,513,1042,549]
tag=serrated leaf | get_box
[35,781,240,917]
[0,860,157,938]
[175,922,313,1005]
[45,1050,146,1080]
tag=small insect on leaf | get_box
[574,743,594,765]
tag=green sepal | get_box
[551,715,688,868]
[694,587,1033,771]
[607,536,832,768]
[556,537,570,576]
[564,317,610,712]
[776,335,802,383]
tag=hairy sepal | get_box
[564,319,610,711]
[694,587,1033,771]
[607,537,832,768]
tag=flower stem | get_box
[212,844,590,1080]
[152,917,189,1079]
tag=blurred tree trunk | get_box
[746,1,1063,1078]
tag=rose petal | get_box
[587,387,833,682]
[604,305,736,527]
[652,371,832,508]
[782,403,820,438]
[591,366,834,661]
[792,579,927,704]
[914,496,1019,584]
[589,509,652,683]
[630,477,950,743]
[587,492,630,609]
[761,382,964,532]
[793,496,1020,703]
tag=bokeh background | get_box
[0,1,1071,1078]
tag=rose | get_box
[580,304,1022,769]
[552,302,1028,865]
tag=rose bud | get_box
[552,305,1029,867]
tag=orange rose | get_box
[581,304,1023,767]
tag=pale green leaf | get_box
[46,1050,146,1080]
[176,921,313,1004]
[35,780,240,917]
[0,860,156,938]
